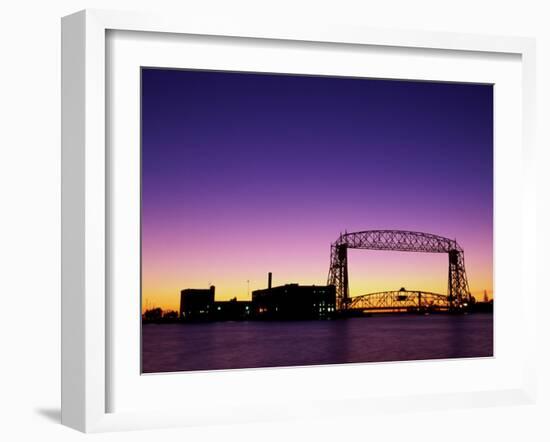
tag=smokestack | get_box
[268,272,272,290]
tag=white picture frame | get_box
[61,9,537,433]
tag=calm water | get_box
[142,314,493,373]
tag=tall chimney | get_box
[268,272,272,290]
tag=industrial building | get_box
[179,273,336,321]
[212,298,252,321]
[179,286,216,321]
[252,273,336,320]
[180,286,253,321]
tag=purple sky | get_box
[141,68,493,310]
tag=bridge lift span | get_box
[327,230,471,311]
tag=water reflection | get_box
[142,314,493,373]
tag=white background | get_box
[0,1,548,441]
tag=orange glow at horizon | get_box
[141,248,493,313]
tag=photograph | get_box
[140,68,494,374]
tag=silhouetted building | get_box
[180,286,215,320]
[252,278,336,320]
[212,298,252,321]
[471,299,493,313]
[180,274,336,322]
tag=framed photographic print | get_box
[61,9,537,432]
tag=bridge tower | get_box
[329,242,350,310]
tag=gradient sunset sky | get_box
[141,69,493,312]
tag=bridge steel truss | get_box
[347,290,450,313]
[327,230,471,311]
